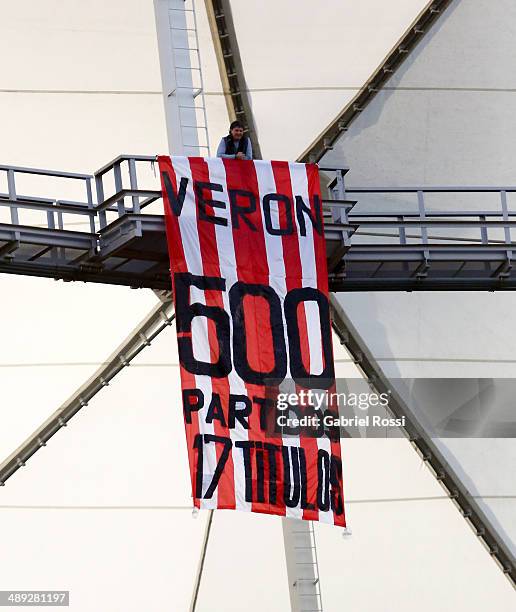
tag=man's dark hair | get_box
[229,120,244,132]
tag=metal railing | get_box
[6,155,516,250]
[345,186,516,248]
[93,155,161,229]
[0,163,96,233]
[3,155,516,289]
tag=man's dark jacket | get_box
[223,135,249,155]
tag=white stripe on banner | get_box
[171,156,217,510]
[289,162,333,525]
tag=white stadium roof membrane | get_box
[0,1,514,610]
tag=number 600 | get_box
[174,272,334,387]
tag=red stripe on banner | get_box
[271,160,319,523]
[158,155,201,508]
[223,160,269,284]
[307,162,346,527]
[188,157,236,510]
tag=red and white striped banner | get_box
[159,156,345,527]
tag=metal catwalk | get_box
[2,155,516,291]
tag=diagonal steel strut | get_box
[0,297,175,486]
[329,295,515,587]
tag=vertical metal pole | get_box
[128,158,140,214]
[154,0,186,154]
[154,3,215,608]
[128,157,142,238]
[113,162,125,218]
[7,170,19,225]
[332,169,351,247]
[189,510,214,612]
[500,190,511,244]
[498,190,513,278]
[46,209,58,264]
[190,0,211,155]
[417,190,428,244]
[85,178,96,234]
[154,0,204,156]
[282,520,323,612]
[417,189,430,277]
[95,174,107,230]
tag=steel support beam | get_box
[0,299,175,486]
[282,519,323,612]
[297,0,454,163]
[204,0,261,158]
[329,294,515,587]
[190,509,214,612]
[154,0,195,155]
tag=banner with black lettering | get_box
[159,156,345,527]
